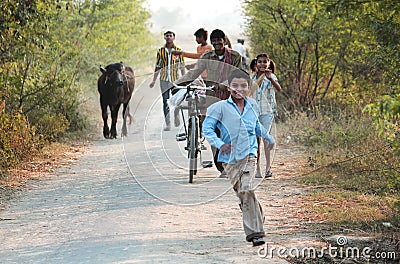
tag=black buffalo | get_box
[97,62,135,138]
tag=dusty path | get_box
[0,80,321,263]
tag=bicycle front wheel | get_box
[188,115,198,183]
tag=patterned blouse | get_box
[251,73,279,115]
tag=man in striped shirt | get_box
[150,30,185,131]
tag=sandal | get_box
[255,169,263,178]
[265,170,273,178]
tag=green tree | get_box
[0,0,71,138]
[1,0,154,133]
[0,0,154,170]
[353,0,400,154]
[324,0,400,154]
[67,0,155,74]
[244,0,399,148]
[244,0,397,108]
[244,0,351,110]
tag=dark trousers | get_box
[160,80,179,126]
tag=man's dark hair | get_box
[164,30,175,37]
[194,28,208,40]
[210,29,225,40]
[228,68,251,85]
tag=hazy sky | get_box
[143,0,246,40]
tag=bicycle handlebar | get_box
[172,83,214,91]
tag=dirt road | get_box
[0,79,320,263]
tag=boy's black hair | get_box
[210,29,225,40]
[194,28,208,40]
[228,68,251,85]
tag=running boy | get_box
[202,69,274,246]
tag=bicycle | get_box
[172,82,215,183]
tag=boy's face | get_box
[195,36,202,44]
[164,33,175,44]
[228,77,249,100]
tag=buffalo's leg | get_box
[110,104,121,139]
[121,103,130,137]
[101,101,110,138]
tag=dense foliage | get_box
[243,0,399,213]
[0,0,154,174]
[243,0,399,129]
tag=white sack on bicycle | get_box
[168,89,187,108]
[168,86,207,109]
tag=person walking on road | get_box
[249,53,282,178]
[174,29,242,177]
[149,30,185,131]
[202,68,274,247]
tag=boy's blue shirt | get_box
[202,96,275,164]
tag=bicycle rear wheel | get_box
[188,115,198,183]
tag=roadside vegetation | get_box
[1,0,399,255]
[244,0,400,254]
[0,0,155,186]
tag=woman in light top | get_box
[249,53,282,178]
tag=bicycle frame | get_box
[173,82,214,183]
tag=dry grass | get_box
[0,141,88,188]
[299,189,398,224]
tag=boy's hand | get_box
[220,144,233,155]
[149,80,155,88]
